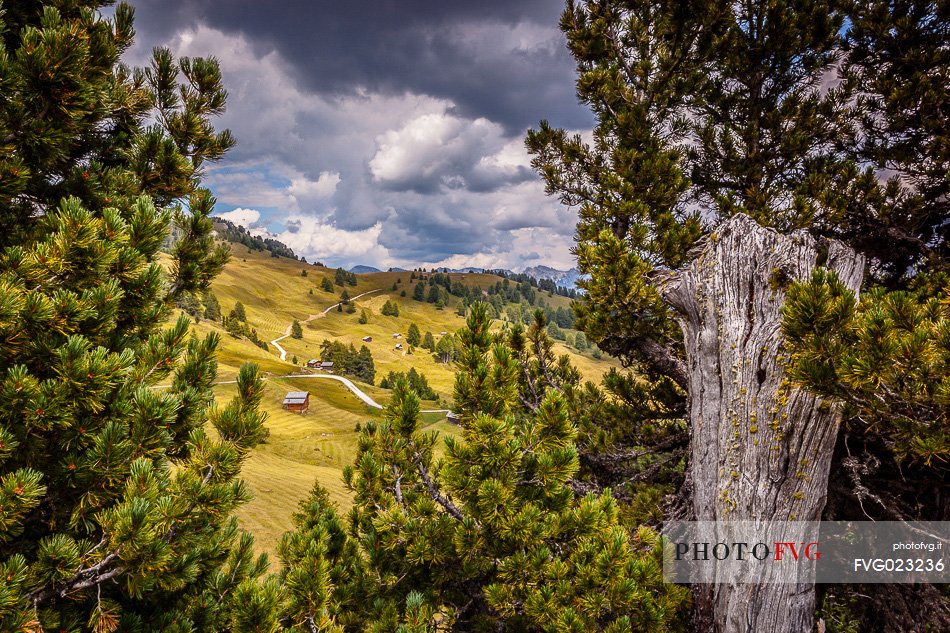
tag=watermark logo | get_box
[673,540,821,562]
[663,521,949,584]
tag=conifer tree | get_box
[435,334,456,364]
[412,283,425,302]
[321,277,334,293]
[355,345,375,385]
[203,291,222,321]
[358,309,368,324]
[0,2,269,629]
[574,331,587,351]
[291,319,303,339]
[528,0,950,628]
[332,304,687,631]
[275,485,368,631]
[421,331,435,351]
[406,322,421,346]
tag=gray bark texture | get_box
[663,214,865,633]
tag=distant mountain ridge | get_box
[433,266,504,274]
[349,265,381,274]
[521,265,585,291]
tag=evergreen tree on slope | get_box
[278,304,688,632]
[0,2,269,630]
[527,0,950,629]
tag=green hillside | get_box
[177,245,618,557]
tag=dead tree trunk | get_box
[663,214,865,633]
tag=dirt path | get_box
[156,373,451,414]
[270,288,383,360]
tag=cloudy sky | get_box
[126,0,593,271]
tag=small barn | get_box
[446,411,461,425]
[395,343,403,350]
[306,359,320,368]
[282,391,310,413]
[362,336,372,342]
[320,361,334,373]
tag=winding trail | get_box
[169,288,452,415]
[283,373,450,413]
[270,288,383,360]
[155,373,450,414]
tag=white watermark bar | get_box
[662,521,949,584]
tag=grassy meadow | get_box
[186,244,618,559]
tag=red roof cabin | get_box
[282,391,310,413]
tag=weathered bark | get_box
[663,214,865,633]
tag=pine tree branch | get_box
[413,453,464,522]
[637,337,689,391]
[164,465,214,543]
[28,551,124,604]
[29,465,215,607]
[392,465,404,506]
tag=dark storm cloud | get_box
[125,0,587,270]
[377,200,513,262]
[128,0,591,132]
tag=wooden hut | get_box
[282,391,310,413]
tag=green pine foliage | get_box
[573,331,588,351]
[528,1,950,626]
[203,291,222,321]
[380,300,400,317]
[319,340,376,385]
[421,331,435,351]
[358,309,369,324]
[291,319,303,339]
[378,368,437,400]
[783,272,950,469]
[412,283,426,302]
[435,333,458,364]
[321,277,334,293]
[275,485,369,631]
[0,2,272,629]
[406,322,421,346]
[325,304,688,631]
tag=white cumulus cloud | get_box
[274,216,391,267]
[369,109,531,193]
[288,171,341,200]
[215,207,262,228]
